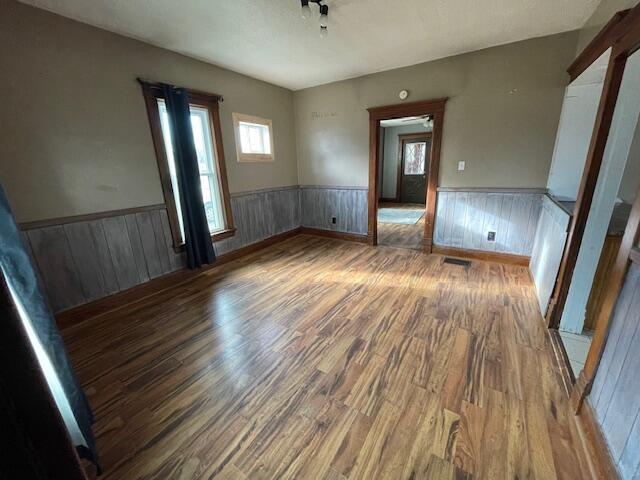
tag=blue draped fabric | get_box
[0,185,99,471]
[162,84,216,269]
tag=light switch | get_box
[458,161,466,171]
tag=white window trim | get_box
[232,112,275,162]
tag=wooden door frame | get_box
[572,187,640,412]
[368,98,447,249]
[394,132,432,203]
[543,4,640,412]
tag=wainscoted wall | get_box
[433,188,543,256]
[20,186,301,313]
[215,186,301,255]
[22,185,552,313]
[21,206,184,313]
[530,196,572,314]
[300,186,368,235]
[589,262,640,479]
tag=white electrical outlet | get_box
[458,161,466,171]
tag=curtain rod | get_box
[137,78,224,102]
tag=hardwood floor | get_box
[377,202,426,250]
[62,235,597,479]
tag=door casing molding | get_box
[367,98,447,249]
[544,4,640,416]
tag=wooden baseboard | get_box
[300,227,370,244]
[431,245,530,266]
[547,331,618,478]
[578,400,620,479]
[56,227,302,329]
[57,226,374,328]
[214,227,302,265]
[55,268,197,329]
[547,328,575,396]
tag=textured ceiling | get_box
[20,0,600,90]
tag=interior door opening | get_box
[368,99,446,252]
[557,47,640,378]
[377,120,431,250]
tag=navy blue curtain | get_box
[0,185,100,471]
[162,85,216,269]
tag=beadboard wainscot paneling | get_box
[214,186,301,255]
[300,186,368,235]
[433,188,544,256]
[529,195,572,314]
[589,262,640,479]
[20,186,302,313]
[22,206,185,313]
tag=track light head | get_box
[319,4,328,27]
[299,1,330,36]
[300,0,311,20]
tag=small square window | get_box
[233,113,274,162]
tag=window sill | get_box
[237,153,274,163]
[172,227,236,253]
[211,228,236,242]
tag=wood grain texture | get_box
[590,263,640,479]
[567,9,630,82]
[17,203,167,230]
[584,234,622,330]
[578,400,621,480]
[23,187,301,313]
[432,246,530,266]
[300,227,369,244]
[56,228,303,329]
[62,236,596,479]
[215,187,301,255]
[434,191,542,256]
[301,187,368,235]
[530,195,572,315]
[26,225,86,312]
[377,203,426,250]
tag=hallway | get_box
[377,202,426,250]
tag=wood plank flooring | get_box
[62,235,597,479]
[377,202,426,250]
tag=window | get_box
[404,141,427,175]
[140,81,234,248]
[232,113,274,162]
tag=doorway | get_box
[367,98,447,250]
[541,4,640,413]
[558,47,640,375]
[376,118,432,250]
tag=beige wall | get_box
[294,32,579,189]
[0,1,298,223]
[4,0,624,223]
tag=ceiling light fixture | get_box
[300,0,329,38]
